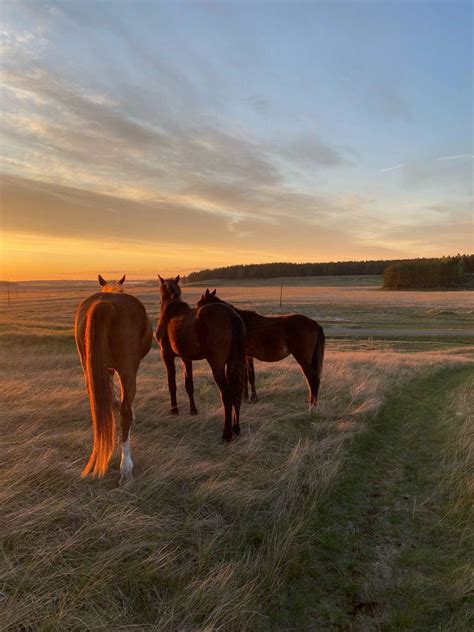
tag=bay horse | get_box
[156,275,246,441]
[75,274,153,482]
[197,289,325,409]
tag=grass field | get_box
[1,278,473,630]
[185,275,384,288]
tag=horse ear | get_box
[175,275,180,284]
[205,288,210,296]
[119,274,126,285]
[158,274,165,284]
[211,289,217,296]
[98,274,106,287]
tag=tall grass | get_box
[1,332,472,629]
[441,377,474,608]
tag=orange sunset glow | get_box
[1,1,472,280]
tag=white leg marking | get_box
[120,429,134,484]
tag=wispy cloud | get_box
[379,164,406,172]
[1,0,472,279]
[437,154,474,161]
[1,43,349,231]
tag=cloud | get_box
[437,154,474,161]
[274,136,348,168]
[1,64,278,203]
[1,174,399,265]
[380,164,406,172]
[1,3,469,278]
[1,41,350,233]
[243,95,271,116]
[401,155,473,192]
[375,155,472,192]
[0,175,232,244]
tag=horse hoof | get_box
[170,407,179,415]
[232,425,240,436]
[221,433,232,443]
[190,408,198,416]
[250,395,259,404]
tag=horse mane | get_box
[236,307,259,319]
[222,303,260,321]
[200,293,261,321]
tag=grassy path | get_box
[278,365,473,631]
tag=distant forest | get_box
[383,257,472,290]
[185,255,474,283]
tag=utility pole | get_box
[279,279,283,308]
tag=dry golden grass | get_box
[441,377,474,604]
[1,336,472,629]
[1,283,473,629]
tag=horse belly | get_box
[247,337,289,362]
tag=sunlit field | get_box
[1,279,473,630]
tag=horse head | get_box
[158,274,182,303]
[98,274,126,293]
[197,288,218,307]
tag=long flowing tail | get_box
[313,323,325,388]
[82,300,115,478]
[226,313,246,409]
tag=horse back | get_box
[240,311,318,361]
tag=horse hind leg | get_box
[210,364,233,442]
[120,417,134,483]
[296,360,319,413]
[182,359,198,415]
[247,357,258,403]
[243,364,249,403]
[108,369,120,411]
[118,371,137,484]
[232,403,240,436]
[232,368,244,435]
[162,352,179,415]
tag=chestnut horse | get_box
[197,289,325,409]
[156,275,245,441]
[75,274,153,482]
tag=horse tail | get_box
[82,300,115,478]
[312,323,325,385]
[226,313,246,408]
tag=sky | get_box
[0,0,472,280]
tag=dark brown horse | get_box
[156,276,246,441]
[197,289,325,409]
[75,274,153,481]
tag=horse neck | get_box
[160,297,191,319]
[238,308,261,325]
[205,299,251,323]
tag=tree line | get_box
[185,255,474,284]
[383,256,471,289]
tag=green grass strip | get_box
[277,365,474,631]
